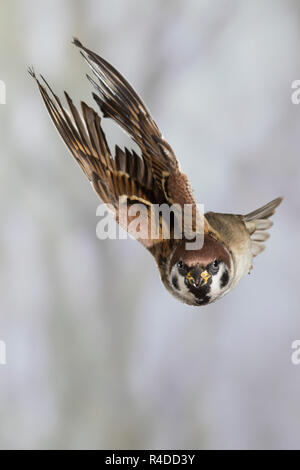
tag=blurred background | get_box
[0,0,299,450]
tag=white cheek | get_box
[170,266,195,304]
[209,264,227,301]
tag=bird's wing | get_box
[72,39,179,186]
[30,70,181,248]
[72,39,209,235]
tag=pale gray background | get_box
[0,0,299,450]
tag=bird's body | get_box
[30,39,282,306]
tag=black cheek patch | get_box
[220,270,229,288]
[172,275,179,290]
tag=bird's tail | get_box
[243,197,283,256]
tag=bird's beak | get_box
[186,268,211,287]
[186,271,197,286]
[200,270,211,286]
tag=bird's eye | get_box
[210,259,219,274]
[177,260,187,275]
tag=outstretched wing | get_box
[30,40,210,245]
[72,38,179,186]
[30,69,176,247]
[72,39,207,226]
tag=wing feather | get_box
[71,40,208,234]
[29,68,170,247]
[72,38,179,183]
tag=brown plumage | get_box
[30,39,283,306]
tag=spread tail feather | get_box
[243,197,283,257]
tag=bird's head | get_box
[169,235,232,306]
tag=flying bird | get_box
[30,39,282,306]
